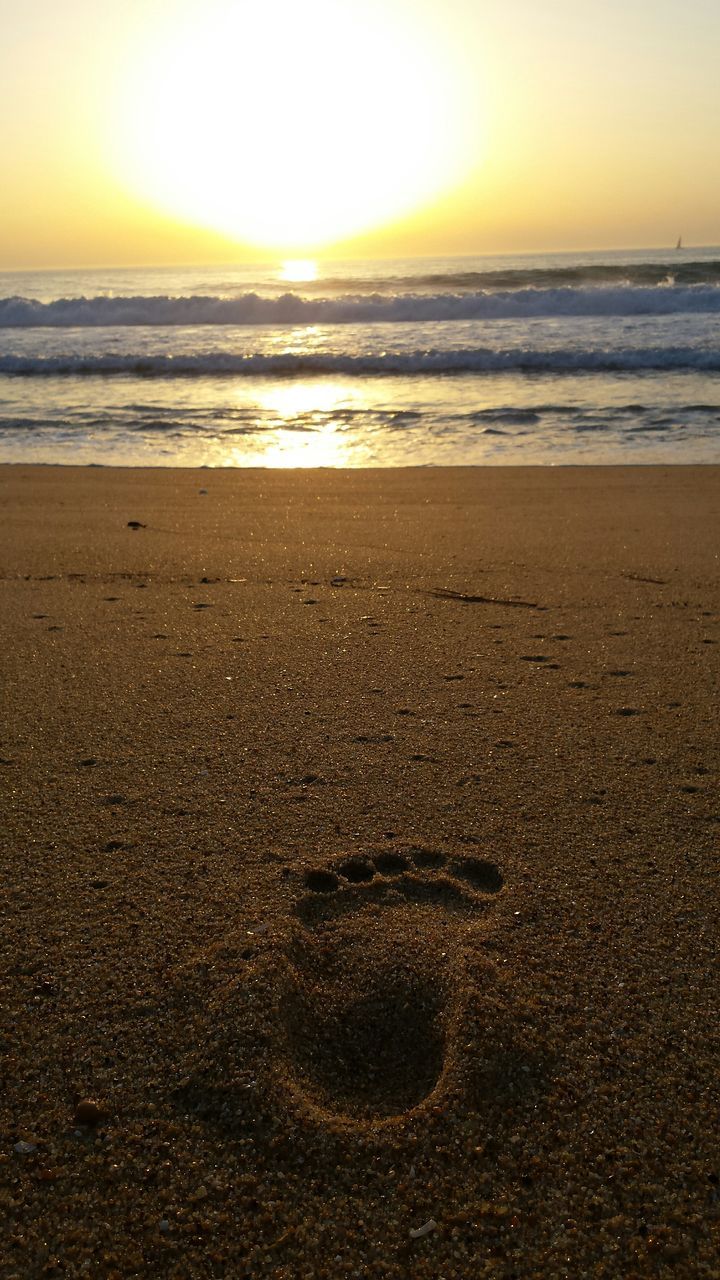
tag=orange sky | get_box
[1,0,719,268]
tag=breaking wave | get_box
[3,284,720,328]
[3,347,720,377]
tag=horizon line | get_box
[2,242,719,275]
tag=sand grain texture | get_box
[1,465,719,1277]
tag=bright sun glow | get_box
[111,0,474,252]
[280,259,318,283]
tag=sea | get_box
[1,247,720,467]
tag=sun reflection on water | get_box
[279,259,319,284]
[257,380,349,418]
[220,379,374,467]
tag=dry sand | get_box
[1,464,719,1278]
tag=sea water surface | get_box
[1,248,720,465]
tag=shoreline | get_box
[2,464,719,1275]
[2,458,720,469]
[4,458,720,462]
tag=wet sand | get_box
[1,464,719,1277]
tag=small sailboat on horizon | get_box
[675,235,683,250]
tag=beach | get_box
[1,463,719,1277]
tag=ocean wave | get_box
[2,347,720,377]
[3,284,720,328]
[316,260,720,292]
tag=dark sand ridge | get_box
[1,464,719,1277]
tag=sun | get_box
[110,0,474,252]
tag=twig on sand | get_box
[427,588,541,609]
[409,1219,437,1240]
[621,572,668,585]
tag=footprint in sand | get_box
[176,847,511,1129]
[286,850,505,1120]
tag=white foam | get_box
[2,347,720,377]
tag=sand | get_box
[1,464,719,1278]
